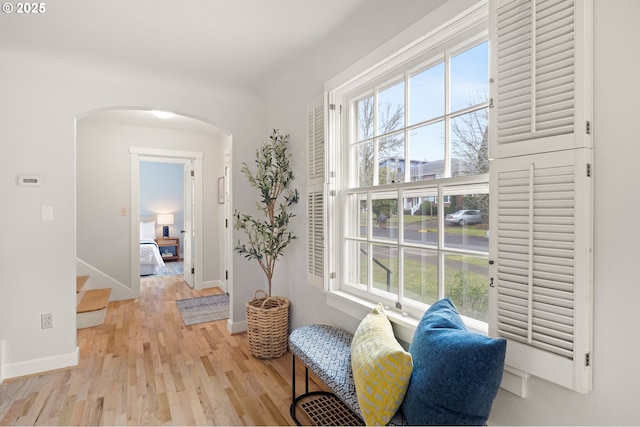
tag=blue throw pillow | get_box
[401,298,506,425]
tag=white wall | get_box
[262,0,640,424]
[0,48,267,378]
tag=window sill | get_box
[325,290,488,341]
[325,290,419,344]
[324,290,528,397]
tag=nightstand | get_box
[156,237,180,261]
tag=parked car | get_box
[445,210,482,226]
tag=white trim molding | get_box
[2,347,79,381]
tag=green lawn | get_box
[355,212,490,321]
[360,251,489,322]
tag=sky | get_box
[356,40,489,175]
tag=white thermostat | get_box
[18,176,43,186]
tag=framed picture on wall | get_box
[218,176,225,204]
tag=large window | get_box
[320,0,593,395]
[341,38,490,325]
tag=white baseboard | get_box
[227,319,246,335]
[204,280,225,292]
[2,347,79,381]
[0,339,4,384]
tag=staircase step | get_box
[76,275,90,293]
[77,288,111,329]
[77,288,111,313]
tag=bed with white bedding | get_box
[140,221,165,275]
[140,239,165,275]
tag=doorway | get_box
[131,148,204,289]
[139,158,191,285]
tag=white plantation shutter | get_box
[492,0,591,159]
[490,149,592,392]
[308,103,325,181]
[307,95,326,287]
[489,0,593,393]
[308,191,324,281]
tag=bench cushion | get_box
[289,324,360,416]
[351,304,412,426]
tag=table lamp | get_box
[157,214,174,237]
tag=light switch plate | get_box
[42,205,54,221]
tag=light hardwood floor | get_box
[0,274,326,425]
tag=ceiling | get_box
[0,0,370,89]
[2,0,445,130]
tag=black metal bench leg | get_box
[305,366,309,394]
[291,353,296,405]
[290,353,304,425]
[290,353,342,426]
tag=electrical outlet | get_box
[41,313,53,329]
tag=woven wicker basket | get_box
[246,290,290,359]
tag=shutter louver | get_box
[308,104,325,181]
[308,191,324,278]
[495,0,576,153]
[307,96,326,287]
[495,159,575,359]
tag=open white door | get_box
[223,153,231,293]
[183,162,195,288]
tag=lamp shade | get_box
[157,214,174,238]
[157,214,174,225]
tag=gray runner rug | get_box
[176,293,229,326]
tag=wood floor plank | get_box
[0,275,330,425]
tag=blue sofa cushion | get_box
[401,298,506,425]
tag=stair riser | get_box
[77,308,107,329]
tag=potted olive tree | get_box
[234,129,299,359]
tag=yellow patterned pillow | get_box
[351,304,413,426]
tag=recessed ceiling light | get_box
[151,110,175,119]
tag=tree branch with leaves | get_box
[234,129,299,297]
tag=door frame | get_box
[182,161,195,288]
[130,147,205,290]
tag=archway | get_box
[75,107,232,300]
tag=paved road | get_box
[369,225,489,252]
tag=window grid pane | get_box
[377,81,405,135]
[450,41,489,113]
[402,190,438,247]
[371,244,399,296]
[410,62,445,125]
[403,248,438,305]
[378,132,406,184]
[444,253,489,322]
[408,121,445,181]
[357,95,374,141]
